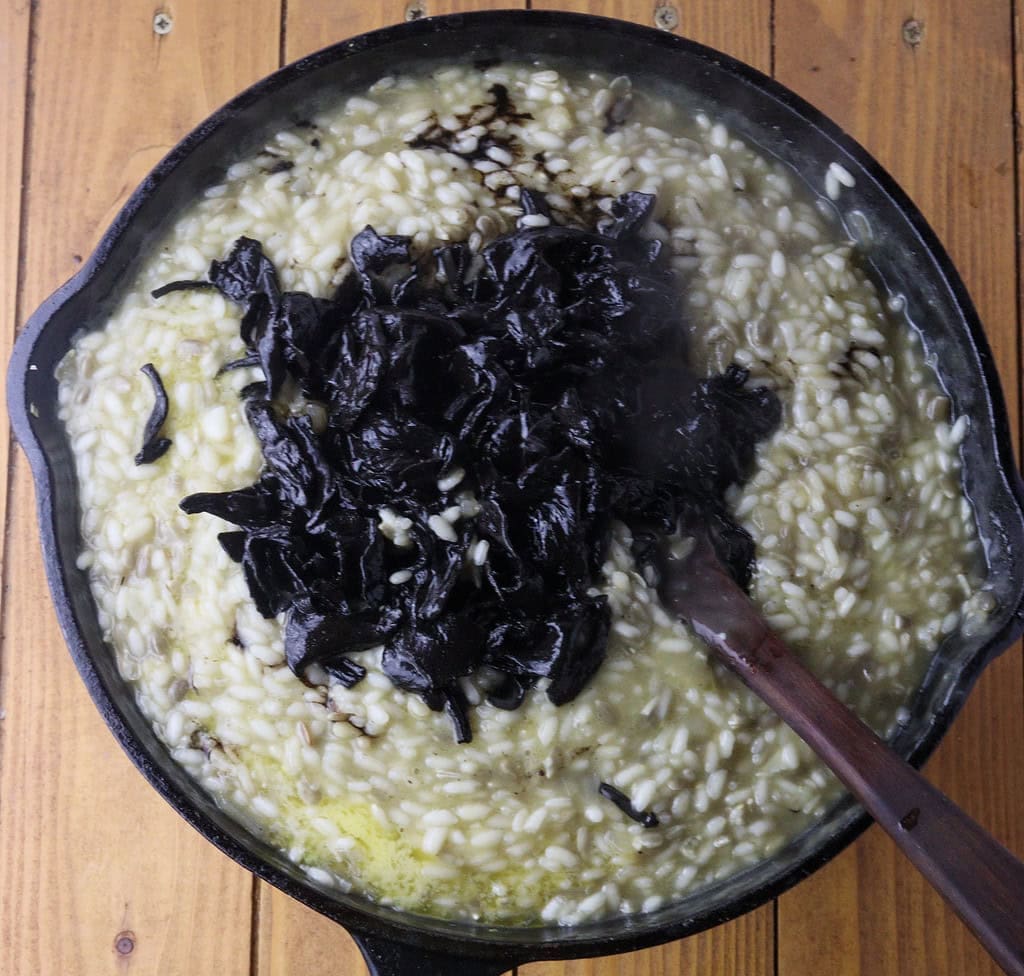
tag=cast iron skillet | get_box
[8,11,1024,975]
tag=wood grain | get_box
[0,2,280,975]
[283,0,517,64]
[521,910,775,976]
[0,0,29,603]
[774,1,1024,973]
[530,0,771,70]
[1017,0,1024,444]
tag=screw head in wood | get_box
[902,18,924,48]
[654,3,679,32]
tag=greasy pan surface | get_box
[8,10,1024,972]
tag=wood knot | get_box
[902,18,924,48]
[114,931,136,956]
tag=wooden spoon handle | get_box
[657,549,1024,974]
[739,630,1024,976]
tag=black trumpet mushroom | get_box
[157,190,780,742]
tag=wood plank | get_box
[774,1,1024,973]
[283,0,516,64]
[0,0,29,611]
[514,6,776,976]
[0,3,280,975]
[256,883,362,975]
[520,908,775,976]
[1017,0,1024,460]
[260,8,550,976]
[531,0,771,69]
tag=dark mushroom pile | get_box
[155,190,780,742]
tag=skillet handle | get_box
[354,933,516,976]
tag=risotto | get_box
[56,62,992,924]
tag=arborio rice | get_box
[57,62,992,924]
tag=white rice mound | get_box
[57,62,992,925]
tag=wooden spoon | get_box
[654,531,1024,976]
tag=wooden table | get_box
[2,1,1022,973]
